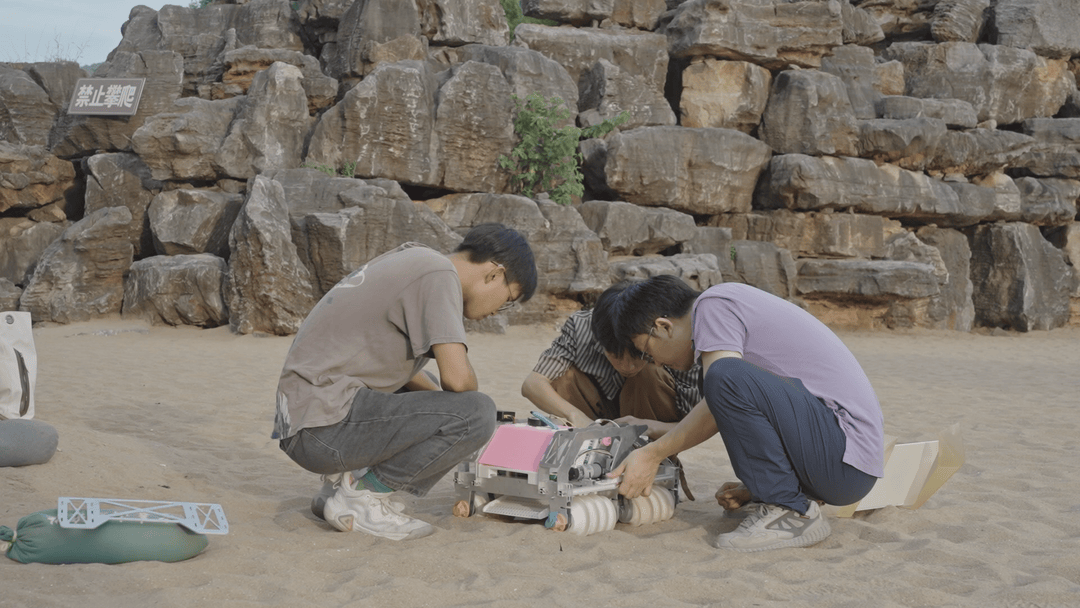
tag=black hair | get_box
[455,223,538,302]
[591,275,700,356]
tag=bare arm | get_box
[521,371,593,428]
[608,350,742,498]
[404,370,441,392]
[430,342,478,392]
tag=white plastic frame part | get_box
[56,498,229,534]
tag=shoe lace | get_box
[368,492,411,522]
[737,503,776,531]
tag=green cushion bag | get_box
[1,509,208,564]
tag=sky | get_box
[1,1,176,66]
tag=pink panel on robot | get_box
[478,425,556,472]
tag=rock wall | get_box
[1,0,1078,333]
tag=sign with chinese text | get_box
[67,78,146,116]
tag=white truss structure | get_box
[57,497,229,535]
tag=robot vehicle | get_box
[452,411,682,535]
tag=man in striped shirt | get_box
[521,309,702,440]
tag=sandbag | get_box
[0,419,59,467]
[0,311,36,420]
[1,509,209,564]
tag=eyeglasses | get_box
[494,263,519,313]
[639,327,656,363]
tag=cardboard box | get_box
[834,423,964,517]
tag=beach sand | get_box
[2,318,1079,608]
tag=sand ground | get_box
[2,318,1079,608]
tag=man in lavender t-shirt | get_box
[594,276,884,552]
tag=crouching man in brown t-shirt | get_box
[274,223,537,540]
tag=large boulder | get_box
[134,62,312,181]
[148,189,244,258]
[216,46,339,114]
[990,0,1080,59]
[0,143,77,216]
[882,42,1073,125]
[0,278,19,311]
[665,0,843,69]
[216,62,313,180]
[609,253,725,292]
[522,0,615,24]
[83,153,163,259]
[930,0,989,43]
[576,200,697,255]
[757,154,993,227]
[122,254,229,327]
[324,0,425,82]
[797,259,942,328]
[852,0,932,40]
[226,175,318,335]
[840,0,885,46]
[1013,177,1080,226]
[1014,118,1080,180]
[876,96,978,129]
[419,0,510,47]
[727,241,797,299]
[130,96,243,182]
[916,226,975,331]
[679,58,772,133]
[970,222,1072,331]
[512,25,669,108]
[925,128,1035,176]
[759,70,859,157]
[711,210,902,259]
[0,67,57,147]
[435,61,515,194]
[0,219,66,286]
[612,0,668,30]
[577,59,677,129]
[19,207,135,324]
[856,118,948,171]
[456,45,579,110]
[819,45,881,120]
[306,61,440,187]
[597,126,772,215]
[276,175,462,297]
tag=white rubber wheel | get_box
[567,494,618,536]
[620,486,676,526]
[472,492,491,514]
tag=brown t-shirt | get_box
[273,244,466,438]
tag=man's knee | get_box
[460,391,497,445]
[704,357,755,395]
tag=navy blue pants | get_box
[704,358,876,514]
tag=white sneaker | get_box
[712,501,831,552]
[322,472,435,541]
[312,472,407,520]
[310,473,341,520]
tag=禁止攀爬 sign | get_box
[66,78,146,116]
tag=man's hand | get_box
[607,446,662,498]
[715,481,752,511]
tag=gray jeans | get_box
[280,386,496,497]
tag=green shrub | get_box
[498,93,628,206]
[499,0,558,41]
[301,161,357,178]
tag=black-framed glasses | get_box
[639,327,655,363]
[494,263,518,313]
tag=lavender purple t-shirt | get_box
[692,283,884,478]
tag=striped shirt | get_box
[533,310,703,418]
